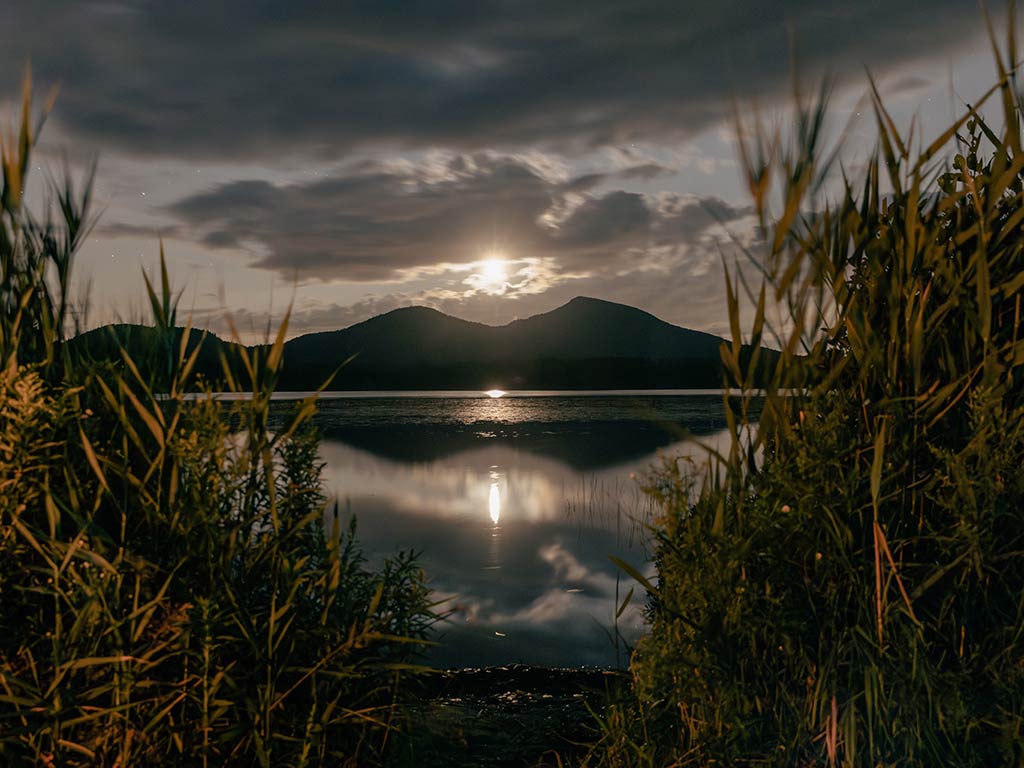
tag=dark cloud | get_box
[163,152,749,282]
[555,192,652,249]
[886,75,935,95]
[168,153,551,279]
[0,0,994,160]
[94,221,180,239]
[617,163,675,180]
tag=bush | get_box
[624,31,1024,768]
[0,80,433,766]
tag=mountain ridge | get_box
[70,296,770,390]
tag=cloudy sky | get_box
[0,1,1013,340]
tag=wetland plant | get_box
[593,24,1024,768]
[0,80,433,767]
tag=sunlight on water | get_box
[484,389,506,398]
[489,481,501,525]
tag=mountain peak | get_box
[564,295,621,308]
[379,305,447,319]
[550,295,661,322]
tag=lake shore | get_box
[405,665,628,767]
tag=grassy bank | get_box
[0,82,434,766]
[586,22,1024,768]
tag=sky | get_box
[0,1,1015,341]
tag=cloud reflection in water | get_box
[315,401,736,667]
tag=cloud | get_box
[94,221,180,239]
[183,241,759,344]
[617,163,676,180]
[491,541,646,628]
[554,191,652,250]
[0,1,993,161]
[164,151,751,287]
[310,445,655,666]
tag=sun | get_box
[481,257,509,284]
[473,252,509,293]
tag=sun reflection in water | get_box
[488,481,501,525]
[486,469,503,571]
[484,389,506,398]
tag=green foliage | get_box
[617,27,1024,768]
[0,78,433,766]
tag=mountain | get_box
[69,297,770,390]
[494,297,723,360]
[69,323,242,377]
[277,297,738,390]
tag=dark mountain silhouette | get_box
[277,297,740,389]
[69,297,773,390]
[69,323,244,381]
[285,297,722,366]
[495,296,724,360]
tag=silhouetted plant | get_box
[597,20,1024,768]
[0,78,433,767]
[0,72,94,372]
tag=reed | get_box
[593,19,1024,768]
[0,79,433,766]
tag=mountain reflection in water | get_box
[305,393,742,668]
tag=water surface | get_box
[293,391,735,668]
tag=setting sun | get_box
[472,253,509,293]
[482,257,506,282]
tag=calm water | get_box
[284,391,736,669]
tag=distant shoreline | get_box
[191,388,764,400]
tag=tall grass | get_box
[594,21,1024,768]
[1,79,433,766]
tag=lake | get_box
[282,390,738,669]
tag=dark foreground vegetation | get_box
[0,84,433,766]
[5,21,1024,767]
[590,27,1024,768]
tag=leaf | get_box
[79,428,110,493]
[616,586,635,620]
[608,556,659,598]
[870,421,886,515]
[976,243,992,344]
[118,379,165,444]
[711,498,725,537]
[10,517,56,570]
[266,306,291,373]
